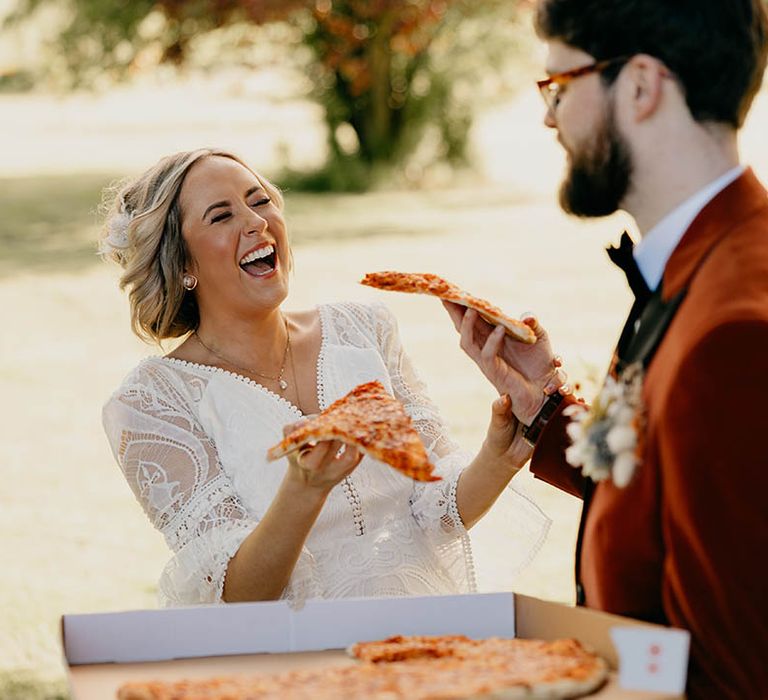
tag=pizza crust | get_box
[360,271,537,344]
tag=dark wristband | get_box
[522,391,565,447]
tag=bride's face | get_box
[179,156,290,319]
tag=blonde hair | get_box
[100,149,284,343]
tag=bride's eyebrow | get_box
[202,186,264,220]
[202,200,229,221]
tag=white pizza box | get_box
[61,592,690,699]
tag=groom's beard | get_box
[559,105,633,218]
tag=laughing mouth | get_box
[239,243,277,277]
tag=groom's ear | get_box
[622,54,669,123]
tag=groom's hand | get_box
[442,301,568,425]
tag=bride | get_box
[100,149,559,606]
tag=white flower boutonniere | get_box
[564,363,645,488]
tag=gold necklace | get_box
[194,317,291,391]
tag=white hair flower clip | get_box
[563,362,645,488]
[100,206,134,256]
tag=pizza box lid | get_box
[61,592,689,699]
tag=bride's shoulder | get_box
[322,299,395,329]
[106,356,195,403]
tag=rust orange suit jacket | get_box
[531,170,768,699]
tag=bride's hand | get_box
[282,418,363,491]
[442,302,569,425]
[480,394,533,472]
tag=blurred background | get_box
[1,1,767,697]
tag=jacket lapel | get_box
[662,169,768,301]
[619,288,686,370]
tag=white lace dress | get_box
[103,302,546,607]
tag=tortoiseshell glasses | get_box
[537,56,631,112]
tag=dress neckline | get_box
[157,305,329,417]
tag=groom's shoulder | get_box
[670,186,768,349]
[706,198,768,303]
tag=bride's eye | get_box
[211,212,231,223]
[250,197,271,208]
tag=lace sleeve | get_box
[102,365,257,606]
[369,303,470,544]
[369,303,551,587]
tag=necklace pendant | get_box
[279,379,289,391]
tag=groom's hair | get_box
[535,0,768,129]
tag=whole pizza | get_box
[117,635,608,699]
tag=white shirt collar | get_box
[634,165,745,291]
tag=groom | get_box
[445,1,768,698]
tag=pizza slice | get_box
[360,271,537,344]
[266,380,440,482]
[348,634,609,697]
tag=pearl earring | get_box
[182,274,198,291]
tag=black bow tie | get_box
[606,231,652,304]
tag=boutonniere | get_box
[564,363,645,488]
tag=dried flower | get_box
[100,209,133,256]
[564,363,645,488]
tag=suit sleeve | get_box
[660,320,768,698]
[529,394,589,498]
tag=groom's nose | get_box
[543,107,557,129]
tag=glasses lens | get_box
[540,81,559,111]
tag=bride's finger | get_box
[297,440,334,470]
[335,444,363,471]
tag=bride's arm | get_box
[453,394,530,529]
[223,439,361,602]
[103,368,358,604]
[370,302,538,531]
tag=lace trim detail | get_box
[447,474,478,592]
[341,477,365,536]
[165,474,246,552]
[317,305,368,536]
[158,357,303,418]
[315,305,331,409]
[158,519,256,606]
[445,472,466,532]
[326,302,373,349]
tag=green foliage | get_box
[8,0,158,85]
[8,0,528,189]
[277,154,374,193]
[0,68,36,93]
[0,173,112,278]
[0,671,69,700]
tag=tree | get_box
[10,0,527,188]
